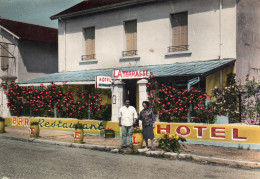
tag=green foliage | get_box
[74,123,83,129]
[91,104,111,121]
[132,127,142,133]
[191,104,216,124]
[147,77,210,122]
[30,121,39,125]
[211,73,243,123]
[243,75,260,123]
[211,73,260,123]
[3,82,111,120]
[157,133,186,153]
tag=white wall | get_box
[58,0,236,72]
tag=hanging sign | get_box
[95,76,112,88]
[113,69,150,79]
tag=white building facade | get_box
[19,0,238,121]
[50,0,237,122]
[57,0,236,72]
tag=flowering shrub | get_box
[147,76,210,122]
[211,73,260,123]
[3,82,110,120]
[105,128,114,131]
[243,76,260,124]
[104,128,115,138]
[157,133,186,153]
[191,104,216,124]
[132,126,142,133]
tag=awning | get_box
[18,59,235,85]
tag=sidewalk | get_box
[1,127,260,169]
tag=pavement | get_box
[1,126,260,169]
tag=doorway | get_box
[123,79,137,108]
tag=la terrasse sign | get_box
[113,69,150,79]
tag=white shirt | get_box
[119,106,138,127]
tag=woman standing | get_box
[139,101,156,150]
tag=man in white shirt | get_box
[119,99,137,148]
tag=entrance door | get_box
[123,79,137,108]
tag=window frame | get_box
[169,11,188,53]
[82,26,96,61]
[123,19,137,57]
[1,43,9,70]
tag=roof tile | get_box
[0,18,58,43]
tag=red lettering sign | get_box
[12,117,17,126]
[18,118,23,126]
[157,125,171,134]
[30,127,35,134]
[25,118,30,126]
[194,126,207,138]
[75,132,82,140]
[176,125,190,137]
[211,127,225,139]
[232,128,247,141]
[114,69,150,79]
[132,136,140,145]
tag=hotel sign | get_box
[113,69,150,79]
[95,76,112,89]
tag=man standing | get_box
[119,99,137,148]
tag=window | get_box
[169,12,188,52]
[1,43,9,70]
[123,20,137,57]
[83,27,95,60]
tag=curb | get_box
[1,135,260,168]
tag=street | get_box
[0,137,259,179]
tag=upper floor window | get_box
[123,20,137,57]
[82,27,95,61]
[169,12,188,53]
[0,43,9,70]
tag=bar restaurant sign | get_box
[95,76,112,89]
[113,69,150,79]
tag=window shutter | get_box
[172,12,188,47]
[85,27,95,56]
[1,44,9,70]
[125,20,137,51]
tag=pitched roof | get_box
[50,0,156,20]
[0,18,58,43]
[18,59,235,84]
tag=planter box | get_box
[74,129,84,143]
[30,124,40,138]
[105,130,115,138]
[0,121,5,133]
[132,132,143,150]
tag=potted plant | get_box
[132,126,143,150]
[0,117,5,133]
[74,122,84,144]
[30,121,40,138]
[157,133,186,153]
[104,128,115,138]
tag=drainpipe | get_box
[219,0,223,60]
[187,76,200,122]
[219,0,223,90]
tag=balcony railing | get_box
[168,45,189,53]
[122,50,138,57]
[81,54,96,61]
